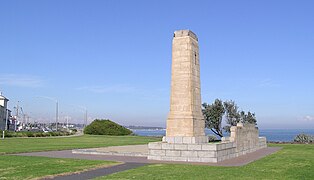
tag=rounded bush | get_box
[84,119,132,136]
[294,133,313,143]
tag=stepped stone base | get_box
[72,144,148,157]
[148,137,266,163]
[148,123,267,163]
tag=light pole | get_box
[14,101,20,131]
[56,100,58,131]
[2,109,6,139]
[66,116,69,130]
[37,96,59,131]
[2,109,9,139]
[5,109,9,131]
[84,108,87,128]
[76,106,87,128]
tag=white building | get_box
[0,93,9,130]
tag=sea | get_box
[131,129,314,142]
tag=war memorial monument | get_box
[148,30,267,163]
[73,30,268,163]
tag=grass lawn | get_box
[99,144,314,180]
[0,135,160,154]
[0,155,119,179]
[0,135,160,179]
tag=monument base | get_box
[148,138,266,163]
[148,124,267,163]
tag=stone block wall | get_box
[148,141,236,163]
[148,123,267,163]
[162,136,208,144]
[226,123,262,154]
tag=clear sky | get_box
[1,0,313,129]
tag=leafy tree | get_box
[223,100,240,133]
[239,111,257,125]
[202,99,225,137]
[239,111,246,123]
[202,99,258,137]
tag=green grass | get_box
[0,155,119,179]
[99,144,314,180]
[0,135,160,179]
[0,135,160,154]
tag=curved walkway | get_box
[16,147,282,179]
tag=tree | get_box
[223,100,240,133]
[202,99,258,137]
[239,110,246,123]
[202,99,225,137]
[241,111,257,124]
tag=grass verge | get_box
[0,155,119,180]
[0,135,160,154]
[98,144,314,180]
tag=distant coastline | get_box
[129,128,314,142]
[125,126,165,130]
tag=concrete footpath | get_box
[41,162,147,180]
[16,146,282,179]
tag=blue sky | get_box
[0,0,313,128]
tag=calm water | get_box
[132,129,314,142]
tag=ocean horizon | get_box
[131,128,314,142]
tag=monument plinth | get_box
[163,30,207,144]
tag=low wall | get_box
[148,123,267,163]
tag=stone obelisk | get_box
[163,30,207,144]
[147,30,266,163]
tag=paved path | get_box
[72,144,148,157]
[42,163,147,180]
[17,147,281,166]
[16,150,150,163]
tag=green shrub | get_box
[49,132,58,136]
[3,130,73,138]
[84,119,132,136]
[4,131,12,137]
[26,132,34,137]
[294,133,313,143]
[20,133,26,137]
[35,132,45,137]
